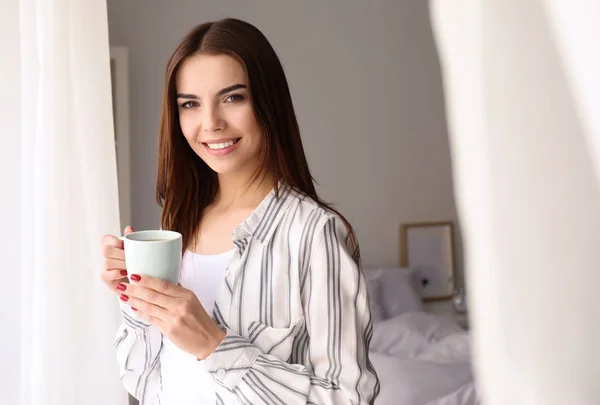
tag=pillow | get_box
[364,269,385,322]
[363,267,424,319]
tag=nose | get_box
[202,105,225,133]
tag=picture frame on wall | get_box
[400,221,456,302]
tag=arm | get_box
[203,215,380,405]
[113,303,163,404]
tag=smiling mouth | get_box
[204,138,241,150]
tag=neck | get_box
[215,171,277,210]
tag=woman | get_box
[101,18,379,405]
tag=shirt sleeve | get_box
[113,302,163,405]
[203,215,380,405]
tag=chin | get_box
[204,160,250,176]
[196,147,262,178]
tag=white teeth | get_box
[207,140,235,150]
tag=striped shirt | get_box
[113,183,380,405]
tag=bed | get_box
[365,267,479,405]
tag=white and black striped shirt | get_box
[114,184,380,405]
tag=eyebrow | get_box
[176,83,247,99]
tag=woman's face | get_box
[176,54,264,177]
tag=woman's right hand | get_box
[100,225,134,294]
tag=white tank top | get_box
[159,249,234,405]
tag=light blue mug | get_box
[120,230,182,285]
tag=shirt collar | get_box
[234,182,298,244]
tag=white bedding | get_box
[370,312,479,405]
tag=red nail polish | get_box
[116,283,126,291]
[131,307,137,311]
[130,274,141,282]
[120,270,128,276]
[119,294,129,302]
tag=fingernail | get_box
[119,294,129,302]
[116,283,127,291]
[120,270,128,276]
[131,307,137,311]
[130,274,141,282]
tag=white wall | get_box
[106,0,461,279]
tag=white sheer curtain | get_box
[430,1,600,404]
[0,0,127,404]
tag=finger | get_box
[100,234,124,249]
[108,279,129,292]
[117,282,172,308]
[102,269,129,282]
[124,225,134,235]
[102,245,125,261]
[103,258,126,271]
[120,294,169,322]
[129,274,183,297]
[102,271,129,293]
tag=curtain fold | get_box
[430,1,600,404]
[1,0,127,404]
[545,2,600,182]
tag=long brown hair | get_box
[156,18,360,263]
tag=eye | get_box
[180,100,199,109]
[224,94,245,103]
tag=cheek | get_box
[178,114,198,141]
[234,111,262,142]
[226,104,259,131]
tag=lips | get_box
[202,137,241,156]
[204,138,240,150]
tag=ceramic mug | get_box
[120,230,182,285]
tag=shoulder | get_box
[270,186,359,266]
[282,188,349,241]
[285,191,360,273]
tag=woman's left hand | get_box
[117,274,226,360]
